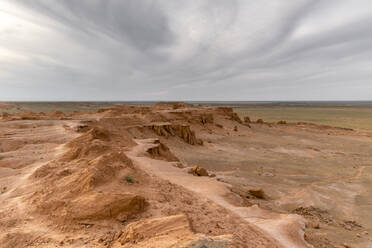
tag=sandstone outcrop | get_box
[118,214,233,248]
[231,186,266,200]
[277,120,287,124]
[69,192,146,221]
[29,124,146,224]
[1,112,9,120]
[200,113,214,124]
[244,116,251,123]
[148,123,203,145]
[146,139,179,162]
[230,113,242,124]
[154,102,193,109]
[216,107,234,115]
[172,102,193,109]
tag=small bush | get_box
[125,174,135,184]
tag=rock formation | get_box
[146,139,179,162]
[230,113,243,123]
[148,123,203,145]
[118,214,233,247]
[189,165,209,177]
[200,113,214,124]
[244,116,251,123]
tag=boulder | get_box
[244,116,251,123]
[189,165,209,177]
[312,221,320,229]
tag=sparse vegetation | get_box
[1,186,7,194]
[125,174,136,184]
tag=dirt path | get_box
[127,139,313,248]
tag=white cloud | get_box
[0,0,371,100]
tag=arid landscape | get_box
[0,102,371,248]
[2,0,372,247]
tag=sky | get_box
[0,0,372,101]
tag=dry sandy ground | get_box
[166,112,372,248]
[0,104,371,248]
[127,138,310,248]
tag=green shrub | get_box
[125,174,135,184]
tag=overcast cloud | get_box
[0,0,372,101]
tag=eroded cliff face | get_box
[148,123,203,145]
[118,214,233,248]
[29,127,147,224]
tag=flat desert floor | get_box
[234,105,372,132]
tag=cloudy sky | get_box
[0,0,371,101]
